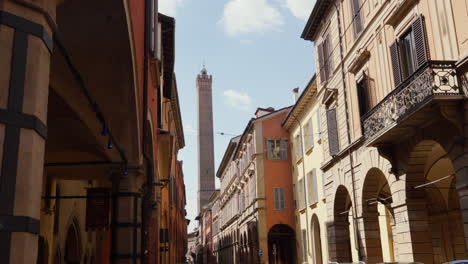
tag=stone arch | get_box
[329,185,353,262]
[358,148,399,207]
[361,168,395,263]
[398,138,467,263]
[267,224,296,264]
[311,214,323,264]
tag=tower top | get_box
[200,65,207,75]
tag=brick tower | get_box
[196,66,215,213]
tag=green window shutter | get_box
[412,15,429,69]
[326,108,340,156]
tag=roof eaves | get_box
[282,74,317,129]
[301,0,333,41]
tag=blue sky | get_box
[160,0,316,232]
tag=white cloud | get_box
[223,90,253,111]
[159,0,184,17]
[220,0,284,36]
[283,0,315,21]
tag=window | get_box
[317,34,333,84]
[294,135,303,162]
[267,138,288,160]
[400,30,416,79]
[250,175,256,201]
[326,108,340,156]
[304,118,314,151]
[351,0,363,37]
[357,74,371,117]
[301,229,308,262]
[274,187,285,210]
[307,169,318,205]
[390,15,429,87]
[298,178,306,210]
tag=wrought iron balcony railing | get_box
[362,60,461,144]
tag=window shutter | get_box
[280,138,288,160]
[326,108,340,156]
[317,42,326,84]
[266,138,273,160]
[412,15,429,69]
[316,110,321,136]
[308,118,314,148]
[390,41,402,87]
[312,169,318,203]
[280,188,285,210]
[274,188,279,210]
[352,0,363,37]
[325,34,333,78]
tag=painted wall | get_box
[262,111,295,232]
[289,95,328,264]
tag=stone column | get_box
[327,221,352,262]
[392,201,433,264]
[0,1,56,263]
[359,212,383,263]
[111,166,144,264]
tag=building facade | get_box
[301,0,468,263]
[0,1,187,263]
[215,107,297,264]
[283,76,329,264]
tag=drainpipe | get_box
[334,1,363,260]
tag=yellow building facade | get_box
[300,0,468,263]
[283,77,329,264]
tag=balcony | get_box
[362,61,463,146]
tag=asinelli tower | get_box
[196,66,215,213]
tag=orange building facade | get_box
[215,107,296,264]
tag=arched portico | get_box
[397,140,467,263]
[329,185,353,262]
[267,224,296,264]
[361,168,395,263]
[311,214,323,264]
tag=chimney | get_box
[293,87,299,102]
